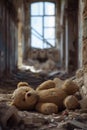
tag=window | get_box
[30,2,56,49]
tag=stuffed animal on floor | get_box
[35,79,80,114]
[11,82,38,110]
[11,79,80,114]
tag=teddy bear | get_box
[11,79,80,115]
[11,82,39,110]
[35,79,80,114]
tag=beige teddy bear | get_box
[35,79,80,114]
[11,82,38,110]
[11,79,80,114]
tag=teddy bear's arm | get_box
[36,80,56,91]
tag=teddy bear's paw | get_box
[64,95,80,110]
[36,80,56,91]
[53,77,64,88]
[62,79,79,95]
[36,103,58,115]
[17,81,30,88]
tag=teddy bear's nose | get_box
[27,92,31,97]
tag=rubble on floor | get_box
[0,67,75,89]
[0,102,87,130]
[0,67,87,130]
[24,58,59,73]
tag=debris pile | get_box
[0,67,87,130]
[0,104,87,130]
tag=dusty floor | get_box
[0,69,86,130]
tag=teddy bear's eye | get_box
[23,98,25,101]
[27,93,31,97]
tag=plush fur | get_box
[17,81,30,88]
[36,80,56,91]
[36,79,79,114]
[53,77,64,88]
[37,88,67,108]
[12,82,38,110]
[36,102,58,115]
[62,79,79,95]
[36,80,67,114]
[64,95,80,110]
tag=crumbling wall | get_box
[78,0,84,67]
[17,0,25,67]
[59,0,79,72]
[0,0,18,77]
[83,0,87,97]
[67,0,79,72]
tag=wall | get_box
[78,0,84,67]
[68,0,79,72]
[17,0,25,67]
[0,0,18,77]
[23,1,30,61]
[59,0,66,69]
[83,0,87,97]
[60,0,79,72]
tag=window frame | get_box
[30,1,56,49]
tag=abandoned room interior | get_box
[0,0,87,129]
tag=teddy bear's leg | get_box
[64,95,80,110]
[36,102,58,114]
[36,80,56,91]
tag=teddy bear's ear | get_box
[17,82,29,88]
[36,80,55,91]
